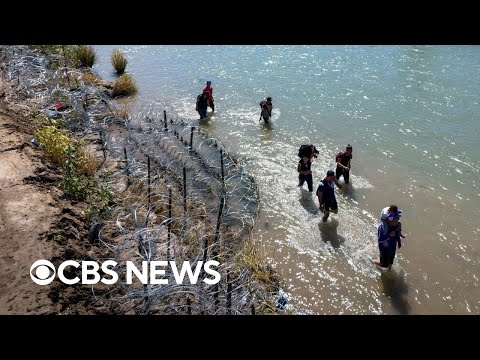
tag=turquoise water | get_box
[94,45,480,314]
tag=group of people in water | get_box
[195,81,405,271]
[298,144,405,271]
[196,80,273,123]
[297,144,350,222]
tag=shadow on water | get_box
[318,218,346,249]
[298,190,318,215]
[339,181,357,201]
[378,269,411,315]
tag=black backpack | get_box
[298,144,319,158]
[197,93,208,107]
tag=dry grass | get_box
[75,45,96,68]
[112,74,137,97]
[113,104,130,119]
[30,45,78,68]
[111,49,128,74]
[77,149,99,175]
[81,70,102,85]
[241,243,277,291]
[239,243,281,314]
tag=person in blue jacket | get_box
[371,214,406,271]
[316,169,342,222]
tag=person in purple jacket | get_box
[371,214,405,271]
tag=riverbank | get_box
[0,46,280,315]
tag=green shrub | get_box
[111,49,128,74]
[112,74,137,97]
[35,125,98,200]
[85,171,115,222]
[58,143,90,201]
[35,125,72,167]
[35,125,97,175]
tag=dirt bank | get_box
[0,95,60,313]
[0,70,114,314]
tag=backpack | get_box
[298,144,319,158]
[335,151,343,163]
[197,93,208,107]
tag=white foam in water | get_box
[451,156,479,173]
[171,95,203,121]
[223,106,281,125]
[348,176,373,189]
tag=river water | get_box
[94,45,480,314]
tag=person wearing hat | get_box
[380,205,404,236]
[259,97,273,123]
[316,169,342,222]
[203,80,214,112]
[372,210,406,271]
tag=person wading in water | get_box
[259,97,273,123]
[203,80,214,112]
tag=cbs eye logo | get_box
[30,259,56,285]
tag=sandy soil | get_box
[0,92,60,313]
[0,74,107,314]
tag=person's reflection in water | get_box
[260,122,273,142]
[299,189,318,215]
[339,181,357,201]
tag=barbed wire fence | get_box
[0,45,280,314]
